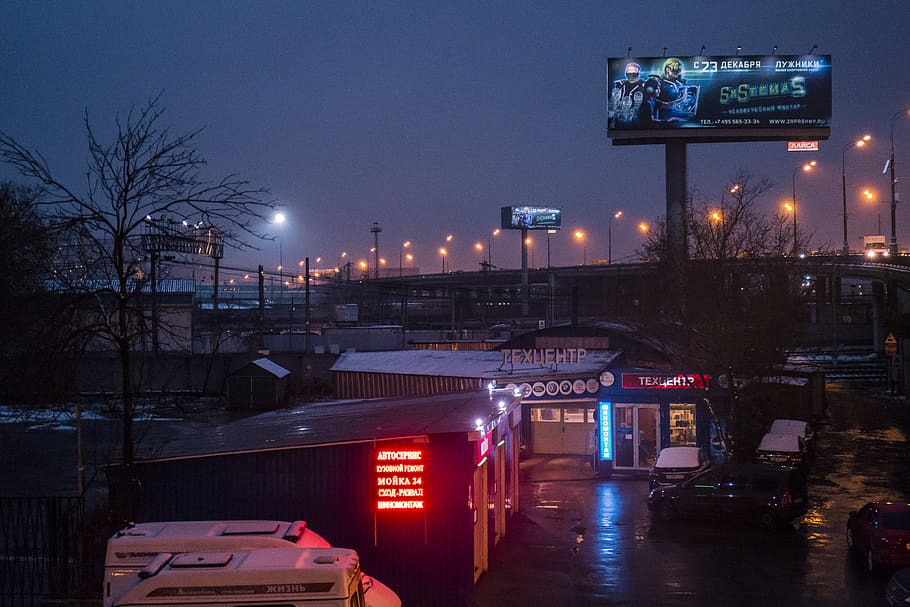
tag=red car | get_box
[846,501,910,573]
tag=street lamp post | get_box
[399,241,411,277]
[864,189,882,234]
[574,230,586,265]
[274,212,286,300]
[439,247,447,273]
[546,229,557,268]
[608,210,623,264]
[841,135,871,254]
[488,228,500,269]
[791,161,816,255]
[889,108,910,254]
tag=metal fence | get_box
[0,496,92,607]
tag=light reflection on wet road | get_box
[472,385,910,606]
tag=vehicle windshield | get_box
[882,511,910,530]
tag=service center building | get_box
[596,369,723,476]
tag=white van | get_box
[104,520,399,607]
[110,546,365,607]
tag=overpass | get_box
[325,254,910,354]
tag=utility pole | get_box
[371,222,382,279]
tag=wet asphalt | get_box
[471,384,910,607]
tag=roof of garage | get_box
[330,349,621,381]
[133,390,521,463]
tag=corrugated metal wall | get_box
[334,370,484,398]
[108,433,477,607]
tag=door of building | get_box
[529,404,596,455]
[612,403,660,471]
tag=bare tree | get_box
[636,170,807,459]
[0,94,274,519]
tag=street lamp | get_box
[274,212,286,298]
[488,228,500,269]
[864,189,882,234]
[608,210,623,264]
[889,108,910,254]
[546,229,557,268]
[439,247,447,273]
[337,251,347,278]
[574,229,586,265]
[474,242,484,270]
[841,134,872,253]
[399,241,411,277]
[525,235,534,267]
[791,160,816,255]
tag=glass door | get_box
[613,404,660,470]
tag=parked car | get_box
[648,462,808,530]
[886,567,910,606]
[648,446,711,489]
[754,432,808,471]
[769,418,815,454]
[846,501,910,573]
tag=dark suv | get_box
[648,463,808,530]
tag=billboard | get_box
[606,55,831,144]
[500,206,562,230]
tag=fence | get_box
[0,496,95,607]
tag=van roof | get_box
[106,520,331,565]
[111,547,359,606]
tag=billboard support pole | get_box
[666,141,688,321]
[521,227,529,316]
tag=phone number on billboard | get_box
[698,118,760,126]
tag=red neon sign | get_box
[622,373,709,389]
[375,448,426,511]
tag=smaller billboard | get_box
[500,206,562,230]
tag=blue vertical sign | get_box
[598,401,613,461]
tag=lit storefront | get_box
[596,369,724,477]
[331,348,623,459]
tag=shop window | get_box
[530,408,561,422]
[669,403,697,447]
[563,408,585,423]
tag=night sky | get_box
[2,1,908,276]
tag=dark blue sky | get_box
[2,1,908,274]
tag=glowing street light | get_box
[439,247,448,273]
[790,160,817,255]
[474,242,484,270]
[608,210,623,264]
[274,211,286,277]
[841,134,872,253]
[488,228,500,269]
[864,188,882,234]
[574,230,586,265]
[399,240,411,277]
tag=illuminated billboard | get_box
[500,206,562,230]
[606,55,831,144]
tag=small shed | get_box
[226,357,290,409]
